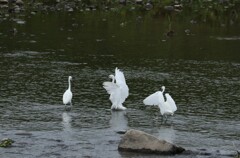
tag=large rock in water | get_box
[118,129,185,155]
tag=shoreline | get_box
[0,0,239,26]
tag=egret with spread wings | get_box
[143,86,177,122]
[103,68,129,110]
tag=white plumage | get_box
[103,68,129,110]
[143,86,177,121]
[165,93,177,112]
[63,76,73,110]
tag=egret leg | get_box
[70,101,73,110]
[160,115,167,125]
[160,115,165,124]
[65,105,69,111]
[111,104,115,110]
[65,102,72,112]
[163,115,168,124]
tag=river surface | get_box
[0,12,240,158]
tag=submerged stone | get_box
[0,138,14,148]
[164,6,174,12]
[116,130,127,134]
[16,0,24,6]
[0,0,8,4]
[118,129,185,155]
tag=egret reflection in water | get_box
[109,111,128,131]
[157,126,176,143]
[62,112,72,132]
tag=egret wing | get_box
[165,93,177,112]
[109,87,121,106]
[143,91,164,106]
[159,102,173,115]
[115,67,127,85]
[103,82,118,95]
[114,67,129,103]
[103,81,122,106]
[120,84,129,104]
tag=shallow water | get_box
[0,12,240,157]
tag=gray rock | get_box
[164,5,174,12]
[118,129,185,155]
[0,0,8,4]
[68,7,73,12]
[136,0,143,4]
[14,5,21,13]
[145,2,153,10]
[119,0,126,5]
[16,0,24,5]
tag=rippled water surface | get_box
[0,13,240,158]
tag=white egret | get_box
[103,68,129,110]
[143,86,177,122]
[63,76,73,111]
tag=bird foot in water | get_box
[111,105,127,111]
[111,108,126,111]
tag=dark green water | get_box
[0,12,239,157]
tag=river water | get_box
[0,12,240,158]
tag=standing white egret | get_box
[63,76,73,111]
[143,86,177,122]
[103,68,129,110]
